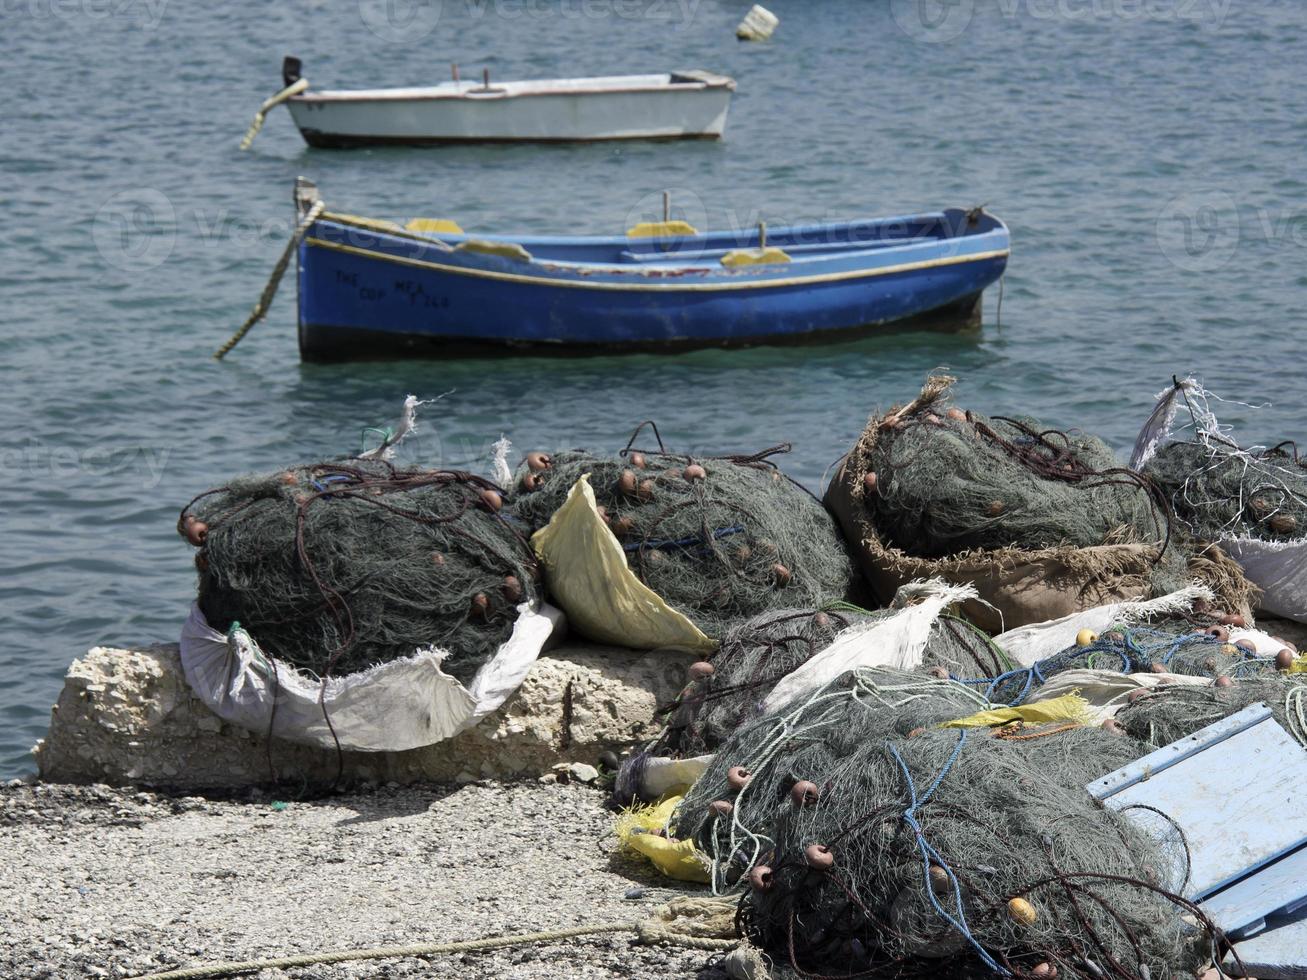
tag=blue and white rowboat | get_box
[292,179,1010,360]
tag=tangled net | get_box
[981,619,1286,705]
[677,669,1213,979]
[653,601,1010,759]
[1145,441,1307,542]
[848,378,1171,559]
[1117,676,1307,748]
[508,427,855,638]
[180,458,537,681]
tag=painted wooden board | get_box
[1223,905,1307,979]
[1087,704,1307,901]
[1204,846,1307,939]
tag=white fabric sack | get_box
[638,754,714,799]
[180,601,564,752]
[1028,669,1211,723]
[1220,536,1307,623]
[994,584,1215,668]
[761,580,978,713]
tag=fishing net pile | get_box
[983,618,1289,705]
[1144,441,1307,542]
[509,433,855,639]
[676,669,1211,979]
[1117,675,1307,748]
[826,376,1255,631]
[653,602,1008,759]
[181,458,537,682]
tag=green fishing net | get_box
[1144,440,1307,542]
[1117,676,1307,748]
[181,459,537,681]
[677,669,1210,979]
[508,435,856,639]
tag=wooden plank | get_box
[1089,704,1307,899]
[1223,905,1307,979]
[1204,847,1307,939]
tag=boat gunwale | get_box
[292,73,736,104]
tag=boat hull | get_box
[295,216,1009,360]
[287,84,732,146]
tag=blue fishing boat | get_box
[291,179,1010,360]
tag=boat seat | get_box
[720,246,791,267]
[406,218,464,234]
[618,233,938,264]
[626,221,699,238]
[454,239,533,262]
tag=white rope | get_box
[239,77,309,150]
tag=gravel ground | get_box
[0,779,731,980]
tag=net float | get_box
[1101,718,1126,736]
[520,472,543,492]
[502,575,522,603]
[611,516,634,538]
[791,780,820,806]
[479,488,503,512]
[684,463,706,481]
[804,844,834,870]
[812,611,832,629]
[1205,625,1230,642]
[688,661,715,680]
[1277,649,1296,670]
[709,800,733,817]
[1075,628,1097,647]
[617,469,638,496]
[927,864,951,894]
[1031,962,1058,978]
[727,766,752,790]
[925,413,942,426]
[1007,897,1038,926]
[770,563,792,587]
[1214,675,1233,688]
[183,517,208,547]
[1127,688,1151,704]
[1234,639,1256,654]
[637,479,655,501]
[595,505,611,525]
[1219,613,1246,627]
[748,865,774,891]
[470,592,490,617]
[986,500,1005,517]
[1269,513,1298,535]
[525,451,552,472]
[1149,662,1167,673]
[629,452,646,469]
[863,471,879,493]
[928,666,950,680]
[906,726,928,739]
[279,471,297,485]
[431,551,446,566]
[946,408,967,422]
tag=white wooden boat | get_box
[274,57,735,148]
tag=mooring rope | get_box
[239,77,309,150]
[125,903,738,979]
[213,200,324,360]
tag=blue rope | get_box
[622,524,745,554]
[886,731,1009,976]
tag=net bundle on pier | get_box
[655,604,1009,758]
[1117,675,1307,748]
[181,458,537,682]
[677,669,1210,979]
[848,379,1172,562]
[508,433,856,639]
[1145,440,1307,542]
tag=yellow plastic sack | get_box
[530,476,715,652]
[1287,653,1307,675]
[939,694,1091,729]
[615,794,710,884]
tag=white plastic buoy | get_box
[736,4,778,41]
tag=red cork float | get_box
[791,780,820,806]
[525,451,552,472]
[688,661,715,680]
[805,844,834,870]
[727,766,752,790]
[749,865,774,891]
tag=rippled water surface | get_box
[1,0,1304,774]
